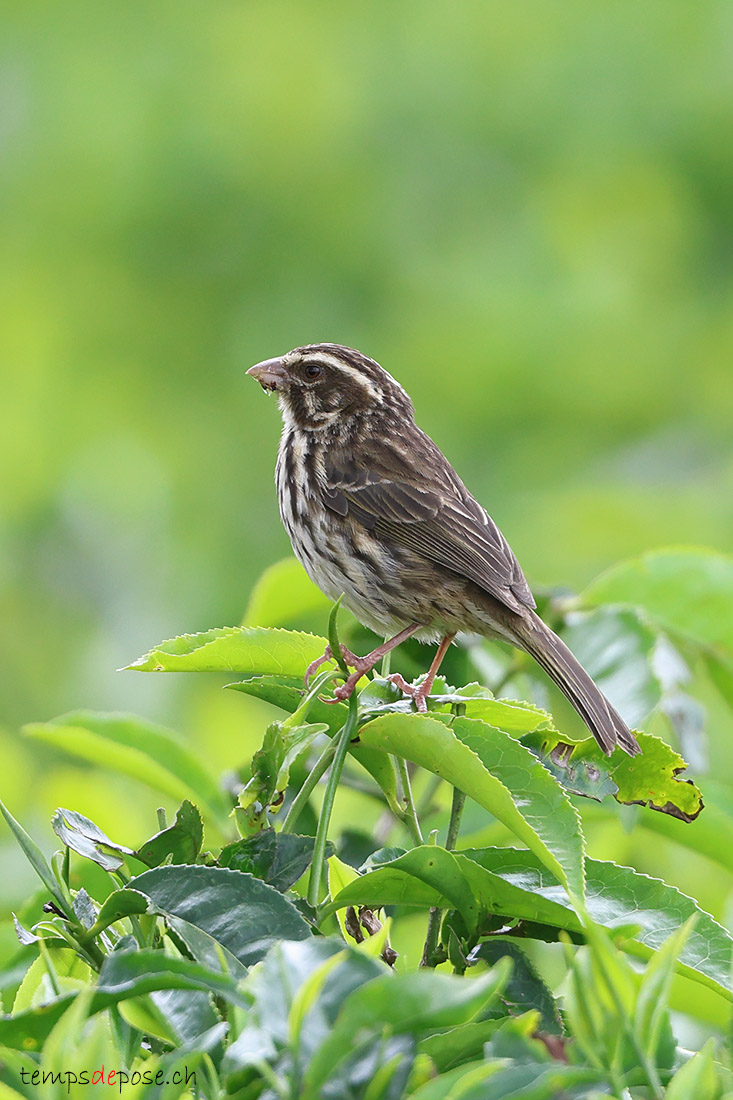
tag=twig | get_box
[396,756,423,846]
[308,691,359,909]
[421,786,466,968]
[280,738,337,833]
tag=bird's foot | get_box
[304,643,364,686]
[305,644,381,705]
[386,673,431,713]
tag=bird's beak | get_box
[247,357,288,392]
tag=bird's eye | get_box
[302,363,323,382]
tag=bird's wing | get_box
[322,438,536,613]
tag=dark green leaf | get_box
[95,888,150,930]
[0,950,249,1051]
[129,864,311,966]
[302,963,511,1099]
[220,829,328,891]
[329,845,733,1000]
[473,939,563,1033]
[324,846,580,936]
[464,848,732,1000]
[134,800,203,867]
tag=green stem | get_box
[396,756,423,845]
[308,692,359,909]
[280,737,337,833]
[446,788,466,852]
[421,906,443,968]
[421,787,466,968]
[380,643,392,679]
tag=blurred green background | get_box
[1,0,732,983]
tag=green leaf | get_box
[126,625,328,675]
[52,808,132,871]
[583,547,733,656]
[418,1020,504,1074]
[129,864,311,966]
[243,557,331,628]
[95,888,150,930]
[329,846,733,1000]
[407,1061,504,1100]
[227,675,399,808]
[666,1039,719,1100]
[472,939,563,1033]
[324,846,581,936]
[524,728,703,821]
[634,917,695,1068]
[302,963,511,1100]
[24,712,229,829]
[220,829,327,892]
[466,848,732,1000]
[441,688,555,734]
[0,798,71,917]
[134,800,203,867]
[358,712,585,903]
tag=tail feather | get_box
[516,613,640,757]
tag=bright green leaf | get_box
[358,712,585,903]
[0,799,70,917]
[524,727,703,821]
[666,1038,719,1100]
[126,625,328,676]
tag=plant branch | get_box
[396,756,423,845]
[280,737,337,833]
[308,692,359,909]
[421,786,466,968]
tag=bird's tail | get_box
[514,612,640,757]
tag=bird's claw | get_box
[305,646,333,686]
[386,673,430,713]
[305,645,374,700]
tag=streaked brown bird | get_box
[248,343,640,757]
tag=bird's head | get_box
[247,343,412,430]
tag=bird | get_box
[247,343,640,757]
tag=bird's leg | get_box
[311,624,421,704]
[388,632,456,713]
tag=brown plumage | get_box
[248,343,640,757]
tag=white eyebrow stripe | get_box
[294,350,408,404]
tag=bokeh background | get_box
[2,0,733,1017]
